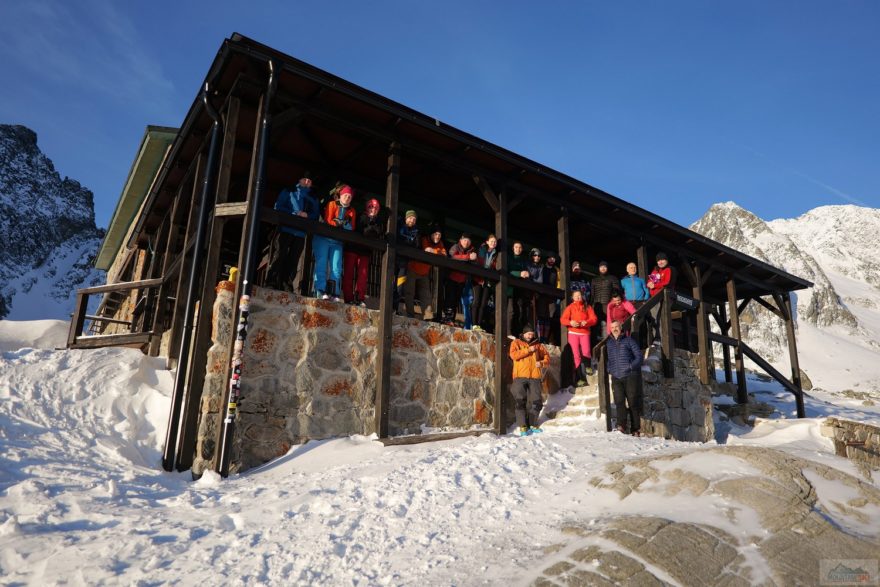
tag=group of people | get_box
[267,176,678,436]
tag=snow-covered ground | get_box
[1,320,879,585]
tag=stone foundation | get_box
[192,284,561,475]
[821,417,880,472]
[640,347,715,442]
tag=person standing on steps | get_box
[560,289,598,386]
[606,320,643,436]
[509,324,549,437]
[590,260,620,349]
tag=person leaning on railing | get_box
[343,198,384,306]
[266,177,318,293]
[314,184,356,301]
[405,222,445,321]
[646,252,676,343]
[606,320,643,436]
[471,234,498,332]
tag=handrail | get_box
[707,331,805,417]
[592,293,661,357]
[77,277,164,296]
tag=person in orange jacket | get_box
[560,289,598,385]
[509,324,549,436]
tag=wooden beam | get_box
[693,265,712,384]
[557,211,570,346]
[70,332,153,349]
[718,303,733,383]
[660,288,674,378]
[76,277,165,296]
[737,297,752,316]
[375,143,401,439]
[752,296,785,320]
[636,244,649,281]
[214,202,249,217]
[679,259,698,288]
[67,292,89,348]
[700,266,715,287]
[494,189,510,435]
[380,429,493,446]
[473,175,499,214]
[781,293,805,417]
[597,345,612,431]
[727,279,748,403]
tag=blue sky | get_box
[1,1,877,229]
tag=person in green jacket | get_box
[508,241,529,335]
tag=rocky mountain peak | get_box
[0,124,105,320]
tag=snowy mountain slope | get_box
[0,125,105,320]
[691,202,880,393]
[1,321,879,585]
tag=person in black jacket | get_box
[395,210,420,313]
[606,320,643,436]
[591,260,620,348]
[343,198,385,305]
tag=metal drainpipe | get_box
[161,85,224,472]
[216,59,278,478]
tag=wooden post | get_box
[717,303,733,383]
[493,189,510,435]
[597,345,612,431]
[660,288,674,378]
[557,211,570,344]
[727,278,748,403]
[636,244,649,281]
[692,265,711,384]
[780,293,805,418]
[67,292,89,347]
[374,143,401,439]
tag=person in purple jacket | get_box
[606,320,643,436]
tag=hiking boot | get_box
[529,426,543,435]
[585,366,594,376]
[616,425,626,434]
[517,426,530,437]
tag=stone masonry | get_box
[639,346,715,442]
[821,417,880,472]
[192,283,563,475]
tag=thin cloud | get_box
[0,0,175,115]
[731,141,867,207]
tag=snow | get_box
[1,319,879,585]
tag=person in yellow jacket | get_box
[509,324,549,436]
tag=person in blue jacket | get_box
[620,262,649,307]
[606,320,643,436]
[267,177,319,293]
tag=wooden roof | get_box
[131,33,812,303]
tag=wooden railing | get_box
[707,331,805,417]
[67,277,165,349]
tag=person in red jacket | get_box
[606,289,637,334]
[560,290,598,385]
[647,252,676,342]
[442,233,477,326]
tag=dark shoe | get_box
[616,425,626,434]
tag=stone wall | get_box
[640,347,715,442]
[821,417,880,471]
[191,285,562,475]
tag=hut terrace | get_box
[69,33,813,476]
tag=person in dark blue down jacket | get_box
[606,319,643,436]
[267,177,319,293]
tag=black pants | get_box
[471,283,493,329]
[266,232,306,293]
[443,279,464,321]
[612,372,641,433]
[510,377,543,429]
